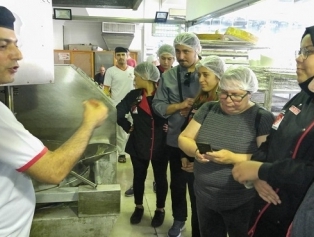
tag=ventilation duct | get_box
[169,8,186,20]
[101,22,135,51]
[52,0,143,10]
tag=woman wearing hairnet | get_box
[232,26,314,237]
[116,62,168,227]
[146,54,159,66]
[178,66,274,237]
[179,55,225,237]
[156,44,176,75]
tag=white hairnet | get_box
[157,44,175,57]
[173,32,202,54]
[196,56,226,79]
[134,61,160,82]
[146,55,158,63]
[219,66,258,93]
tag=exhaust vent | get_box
[101,22,135,51]
[102,22,136,34]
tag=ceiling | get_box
[52,0,143,10]
[162,0,186,5]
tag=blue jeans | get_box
[196,197,254,237]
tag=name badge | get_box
[289,105,301,115]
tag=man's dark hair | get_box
[0,6,15,30]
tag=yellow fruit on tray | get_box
[196,33,225,41]
[224,27,258,44]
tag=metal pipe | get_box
[70,171,97,189]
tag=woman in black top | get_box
[116,62,168,227]
[232,26,314,237]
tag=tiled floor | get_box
[109,155,192,237]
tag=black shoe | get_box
[167,220,185,237]
[130,207,144,224]
[153,181,156,193]
[151,210,165,227]
[124,186,134,197]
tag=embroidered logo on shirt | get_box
[289,105,301,115]
[129,73,134,79]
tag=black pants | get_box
[185,170,201,237]
[168,145,200,236]
[167,146,200,237]
[196,198,254,237]
[130,155,168,208]
[167,145,187,221]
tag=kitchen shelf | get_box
[251,67,299,112]
[200,40,268,50]
[199,40,299,113]
[200,40,269,66]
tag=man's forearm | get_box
[27,122,96,184]
[166,103,182,115]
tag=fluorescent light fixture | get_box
[154,11,168,23]
[53,8,72,20]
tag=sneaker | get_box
[125,186,134,197]
[167,220,185,237]
[153,181,156,193]
[130,207,144,224]
[151,210,165,227]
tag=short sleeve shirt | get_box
[0,102,47,236]
[104,66,134,105]
[193,101,274,211]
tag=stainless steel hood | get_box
[101,22,135,50]
[13,64,116,146]
[102,32,134,50]
[52,0,143,10]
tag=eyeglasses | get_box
[183,72,192,87]
[295,47,314,60]
[217,90,250,102]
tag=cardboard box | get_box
[66,44,92,51]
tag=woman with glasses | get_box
[232,26,314,237]
[178,66,274,237]
[180,55,225,237]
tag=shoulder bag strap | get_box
[177,66,184,102]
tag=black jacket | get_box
[250,90,314,237]
[116,89,168,160]
[94,73,105,85]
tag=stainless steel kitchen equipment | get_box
[11,64,120,237]
[94,51,115,75]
